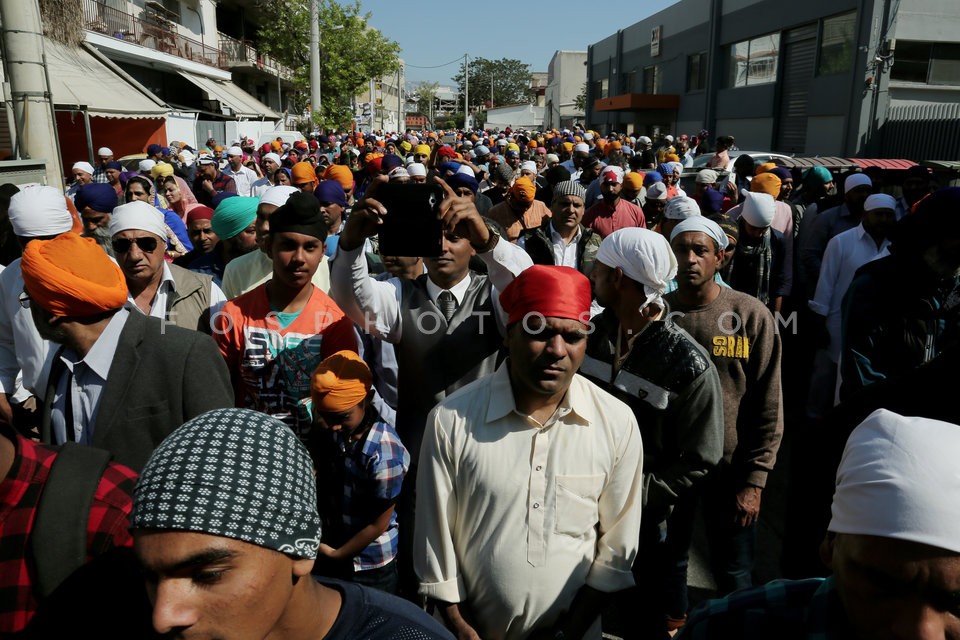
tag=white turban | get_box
[73,161,94,175]
[259,185,298,208]
[138,159,157,173]
[596,227,678,311]
[574,143,589,153]
[97,147,113,157]
[262,152,281,166]
[844,173,872,192]
[670,216,728,250]
[227,146,243,157]
[456,164,475,177]
[520,161,538,174]
[864,193,897,211]
[696,169,718,184]
[602,166,624,184]
[664,196,700,220]
[829,409,960,555]
[740,190,776,228]
[178,150,195,166]
[407,163,427,178]
[109,201,167,240]
[545,154,560,165]
[8,185,74,237]
[666,161,683,176]
[388,167,409,181]
[646,182,668,200]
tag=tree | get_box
[453,57,531,113]
[255,0,401,130]
[411,81,439,126]
[573,82,588,113]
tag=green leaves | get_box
[255,0,400,129]
[453,57,532,111]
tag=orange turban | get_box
[623,172,645,190]
[291,162,317,185]
[311,350,372,413]
[21,233,127,317]
[562,142,574,152]
[499,265,592,327]
[323,164,354,190]
[527,140,537,148]
[510,176,536,203]
[751,172,782,197]
[755,162,777,176]
[611,141,622,150]
[65,196,84,235]
[271,141,282,151]
[665,153,681,163]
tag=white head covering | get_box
[178,149,195,166]
[545,154,559,165]
[226,146,243,157]
[646,182,668,201]
[407,163,427,178]
[138,159,157,173]
[97,147,113,157]
[601,166,625,184]
[864,193,897,212]
[666,161,683,176]
[73,161,95,175]
[829,409,960,554]
[520,161,538,174]
[262,152,281,166]
[596,227,678,311]
[259,185,298,208]
[388,167,409,181]
[663,196,700,220]
[740,190,776,228]
[696,169,718,184]
[574,143,589,153]
[664,135,674,143]
[8,186,74,237]
[109,201,167,240]
[670,216,728,250]
[844,173,872,192]
[456,164,475,177]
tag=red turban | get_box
[185,204,215,224]
[366,157,383,176]
[499,265,592,327]
[436,145,457,159]
[21,233,127,317]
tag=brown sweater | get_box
[665,286,783,488]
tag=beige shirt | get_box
[219,250,330,299]
[415,364,643,640]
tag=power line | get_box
[405,55,466,69]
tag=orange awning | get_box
[593,93,680,112]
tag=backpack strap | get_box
[31,443,112,598]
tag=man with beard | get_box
[840,187,960,400]
[110,201,225,332]
[643,182,669,230]
[215,191,356,442]
[896,165,935,219]
[91,147,114,184]
[800,173,872,291]
[486,176,551,243]
[220,186,330,298]
[251,152,281,198]
[27,233,232,471]
[583,167,646,238]
[192,155,237,207]
[221,146,257,197]
[74,183,119,256]
[174,204,218,269]
[0,187,74,427]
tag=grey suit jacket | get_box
[40,311,234,471]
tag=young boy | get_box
[309,350,410,594]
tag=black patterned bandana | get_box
[131,408,322,559]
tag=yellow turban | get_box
[562,142,574,152]
[21,233,127,317]
[399,141,412,152]
[665,154,680,163]
[506,143,520,153]
[510,176,536,203]
[623,172,645,190]
[151,162,174,179]
[414,144,431,156]
[751,172,782,197]
[311,350,372,413]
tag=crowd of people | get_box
[0,124,957,640]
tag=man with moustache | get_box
[518,180,601,277]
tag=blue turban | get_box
[74,183,119,213]
[770,167,792,182]
[210,192,237,209]
[447,172,479,194]
[381,154,403,171]
[212,195,258,240]
[146,143,162,156]
[105,161,122,171]
[437,162,460,177]
[643,171,663,187]
[314,180,347,208]
[657,163,673,178]
[700,187,725,215]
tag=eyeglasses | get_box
[18,291,30,309]
[112,236,159,253]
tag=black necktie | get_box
[437,290,456,323]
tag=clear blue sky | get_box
[357,0,678,87]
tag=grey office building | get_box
[586,0,960,159]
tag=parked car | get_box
[689,150,793,174]
[118,153,147,171]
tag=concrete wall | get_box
[894,0,960,41]
[545,50,586,129]
[486,104,544,129]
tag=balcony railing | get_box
[218,32,293,80]
[82,0,292,80]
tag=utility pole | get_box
[463,54,469,130]
[309,0,320,124]
[491,72,494,109]
[0,0,63,187]
[396,65,401,133]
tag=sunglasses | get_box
[112,236,159,253]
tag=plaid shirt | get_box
[334,419,409,571]
[679,577,847,640]
[0,428,137,633]
[91,167,110,184]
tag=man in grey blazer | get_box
[21,233,233,472]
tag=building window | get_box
[622,70,637,93]
[643,65,659,94]
[591,79,609,99]
[687,52,707,91]
[725,33,780,87]
[818,11,856,75]
[892,41,960,85]
[159,0,182,24]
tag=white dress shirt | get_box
[809,223,890,362]
[222,164,259,197]
[415,364,643,639]
[0,260,49,400]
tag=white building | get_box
[544,50,586,130]
[485,103,545,130]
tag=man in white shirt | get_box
[806,193,895,417]
[416,264,643,640]
[222,146,258,197]
[250,152,281,198]
[517,181,601,276]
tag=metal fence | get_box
[881,102,960,161]
[217,32,293,80]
